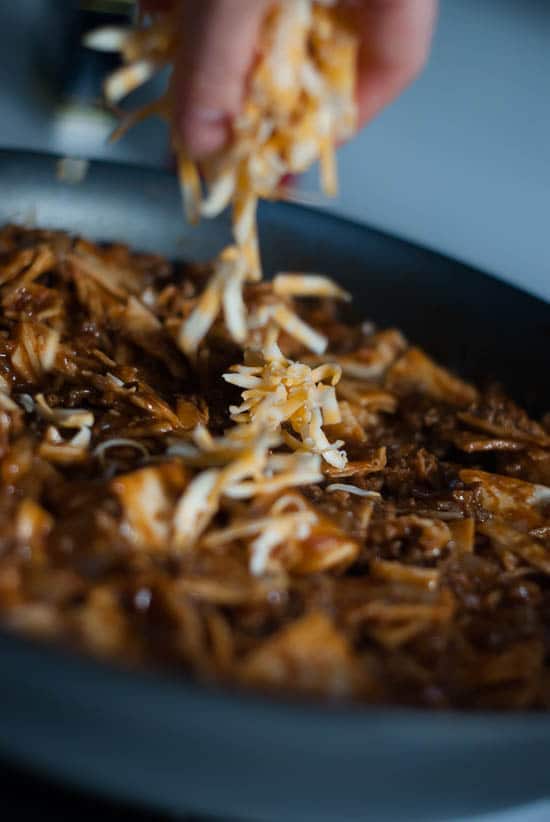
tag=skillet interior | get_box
[0,149,549,822]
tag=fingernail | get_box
[181,108,229,159]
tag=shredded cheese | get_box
[178,245,248,356]
[168,424,323,555]
[224,346,347,469]
[203,489,320,576]
[34,394,94,429]
[93,438,150,464]
[18,393,35,413]
[272,273,351,301]
[325,484,381,498]
[87,0,358,351]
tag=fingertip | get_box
[173,0,271,160]
[353,0,437,129]
[179,108,229,160]
[355,65,413,128]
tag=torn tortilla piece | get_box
[113,462,189,549]
[460,469,550,528]
[386,348,478,407]
[478,520,550,576]
[238,611,362,698]
[448,519,475,554]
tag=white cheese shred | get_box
[326,484,381,498]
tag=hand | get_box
[144,0,438,160]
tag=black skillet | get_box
[0,149,549,822]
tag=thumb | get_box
[174,0,271,159]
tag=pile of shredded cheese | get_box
[224,342,347,469]
[85,0,359,573]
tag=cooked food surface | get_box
[1,224,550,710]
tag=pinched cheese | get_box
[86,0,357,351]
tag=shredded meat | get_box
[0,224,549,710]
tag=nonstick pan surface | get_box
[0,149,549,822]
